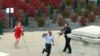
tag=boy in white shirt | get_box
[42,31,55,56]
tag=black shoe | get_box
[68,52,72,54]
[63,50,66,52]
[42,49,45,54]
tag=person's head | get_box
[64,23,69,27]
[48,30,52,36]
[17,21,21,26]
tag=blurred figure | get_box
[59,23,72,54]
[42,31,55,56]
[11,21,24,49]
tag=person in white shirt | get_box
[42,31,55,56]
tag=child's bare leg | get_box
[15,39,19,49]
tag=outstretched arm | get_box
[10,26,16,32]
[58,29,64,37]
[58,27,66,35]
[52,38,55,46]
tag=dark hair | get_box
[65,22,69,26]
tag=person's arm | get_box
[52,37,55,46]
[21,26,24,31]
[21,26,24,36]
[58,28,65,36]
[42,33,47,38]
[58,32,63,37]
[10,26,16,32]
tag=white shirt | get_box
[43,34,53,44]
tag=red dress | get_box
[15,26,23,39]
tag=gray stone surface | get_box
[72,25,100,38]
[29,20,38,28]
[68,25,100,56]
[45,19,52,27]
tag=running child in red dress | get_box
[11,21,24,49]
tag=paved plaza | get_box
[0,17,100,56]
[0,31,71,56]
[0,0,100,56]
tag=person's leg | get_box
[63,38,68,52]
[67,39,72,53]
[14,35,20,48]
[47,44,51,56]
[42,44,48,54]
[15,38,20,49]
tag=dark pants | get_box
[43,44,52,56]
[63,37,72,53]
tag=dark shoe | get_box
[42,49,45,54]
[68,52,72,54]
[63,50,66,52]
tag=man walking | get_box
[59,23,72,54]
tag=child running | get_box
[11,21,24,49]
